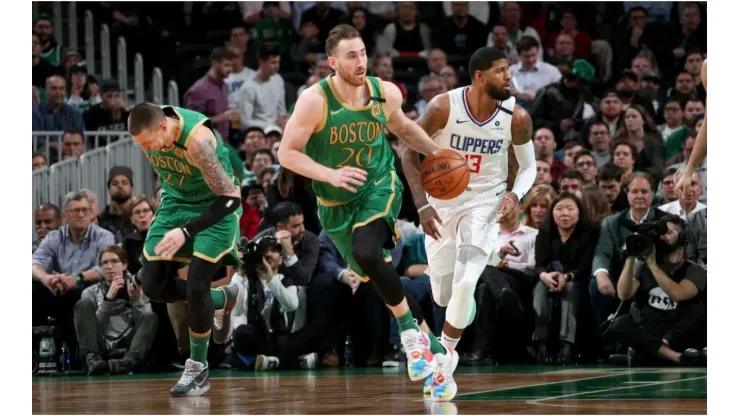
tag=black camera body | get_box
[239,235,281,274]
[620,218,669,258]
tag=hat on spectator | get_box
[100,79,120,93]
[619,69,639,83]
[569,59,595,82]
[264,124,283,137]
[70,62,87,74]
[642,71,660,82]
[108,166,133,187]
[65,50,81,59]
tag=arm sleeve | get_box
[511,141,537,202]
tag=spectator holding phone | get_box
[532,193,599,364]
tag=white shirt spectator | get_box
[229,272,299,338]
[658,200,707,221]
[238,74,287,130]
[225,67,257,109]
[510,60,562,96]
[496,224,538,273]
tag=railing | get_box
[152,68,164,104]
[117,37,128,94]
[79,147,109,209]
[32,167,52,238]
[134,53,145,103]
[167,80,180,107]
[33,132,128,164]
[53,2,62,46]
[101,24,111,80]
[48,157,81,211]
[67,2,78,51]
[84,10,95,75]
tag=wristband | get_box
[417,204,431,213]
[74,273,83,286]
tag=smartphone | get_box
[509,241,521,256]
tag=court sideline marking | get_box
[454,370,634,398]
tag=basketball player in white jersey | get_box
[401,47,536,401]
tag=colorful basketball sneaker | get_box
[400,329,436,381]
[430,346,459,402]
[423,373,434,394]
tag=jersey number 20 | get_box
[338,145,373,168]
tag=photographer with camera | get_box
[613,215,707,366]
[73,246,158,375]
[228,236,325,371]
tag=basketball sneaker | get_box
[169,359,210,397]
[299,353,318,370]
[430,346,459,402]
[213,283,244,344]
[400,329,436,381]
[423,373,434,394]
[255,355,280,371]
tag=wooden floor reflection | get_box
[32,366,707,414]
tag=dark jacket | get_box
[535,223,599,282]
[317,230,347,280]
[530,81,601,145]
[32,102,85,132]
[254,227,319,286]
[592,207,669,281]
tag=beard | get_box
[337,66,366,87]
[112,193,131,204]
[655,239,681,258]
[485,84,512,101]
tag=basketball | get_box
[420,149,470,200]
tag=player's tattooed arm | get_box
[511,105,533,146]
[187,132,240,197]
[400,94,451,209]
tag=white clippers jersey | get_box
[428,86,516,212]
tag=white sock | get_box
[441,333,460,350]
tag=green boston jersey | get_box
[304,75,396,203]
[145,106,239,204]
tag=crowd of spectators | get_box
[32,1,707,373]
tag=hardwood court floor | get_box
[32,365,707,414]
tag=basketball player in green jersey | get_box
[279,25,447,382]
[127,104,244,397]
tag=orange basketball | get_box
[420,149,470,200]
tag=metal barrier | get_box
[33,132,130,164]
[53,2,62,46]
[48,157,81,209]
[117,37,128,94]
[80,147,110,206]
[32,167,52,238]
[67,2,78,51]
[134,54,145,103]
[152,68,164,104]
[107,138,157,201]
[167,80,180,107]
[101,24,111,80]
[84,10,95,75]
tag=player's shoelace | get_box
[176,360,201,386]
[401,332,423,355]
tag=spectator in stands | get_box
[530,59,597,144]
[522,184,557,230]
[301,2,346,42]
[434,1,487,56]
[371,55,408,102]
[613,215,706,366]
[80,188,102,224]
[225,42,256,110]
[32,192,115,365]
[685,49,706,100]
[98,166,135,243]
[545,9,592,61]
[550,33,576,64]
[487,25,518,65]
[84,79,130,132]
[267,168,321,235]
[613,105,665,181]
[34,14,63,66]
[630,51,659,82]
[255,202,319,287]
[563,141,586,169]
[574,150,598,185]
[259,166,277,190]
[32,153,48,171]
[597,91,623,135]
[252,1,295,52]
[183,48,239,140]
[611,140,637,184]
[533,193,598,364]
[439,65,458,91]
[348,7,378,57]
[426,48,447,76]
[510,36,562,108]
[66,63,99,115]
[658,167,679,206]
[241,126,268,171]
[687,209,707,267]
[61,129,86,159]
[668,134,706,203]
[74,245,158,375]
[228,235,324,371]
[270,137,281,163]
[414,75,445,116]
[33,203,62,252]
[32,75,85,132]
[33,85,40,107]
[665,98,705,160]
[590,172,668,357]
[658,169,705,221]
[290,18,324,66]
[378,2,431,57]
[535,158,552,186]
[615,70,657,121]
[153,187,162,209]
[243,147,275,188]
[121,195,155,275]
[500,2,542,58]
[533,128,566,182]
[658,98,684,143]
[241,183,267,240]
[558,169,584,195]
[667,3,706,66]
[580,184,612,225]
[586,121,613,168]
[32,32,58,90]
[238,45,288,130]
[597,162,630,214]
[613,6,652,75]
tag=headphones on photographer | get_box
[666,215,691,248]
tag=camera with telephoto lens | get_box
[620,217,669,258]
[240,235,281,274]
